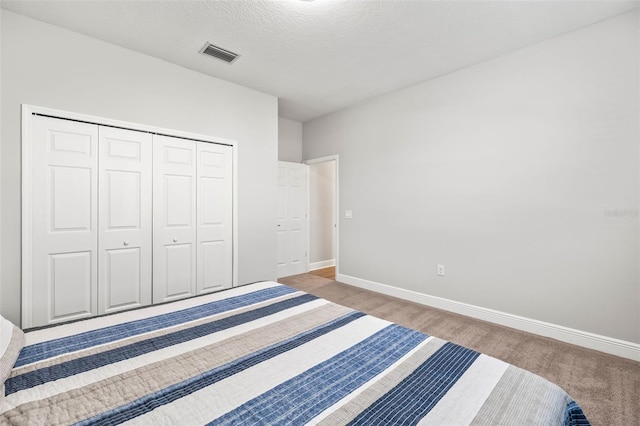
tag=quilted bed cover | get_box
[1,281,589,425]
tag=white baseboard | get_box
[309,260,336,271]
[336,273,640,361]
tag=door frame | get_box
[21,104,238,326]
[304,155,339,277]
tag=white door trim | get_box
[21,104,238,326]
[304,155,339,277]
[21,107,35,326]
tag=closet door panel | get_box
[153,135,197,303]
[30,116,98,327]
[105,248,142,307]
[98,127,152,315]
[165,244,194,298]
[197,143,233,294]
[52,167,93,230]
[166,175,194,226]
[201,241,225,291]
[50,252,93,319]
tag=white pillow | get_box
[0,315,24,393]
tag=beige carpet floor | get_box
[278,273,640,426]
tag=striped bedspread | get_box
[1,282,589,425]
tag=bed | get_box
[1,281,589,425]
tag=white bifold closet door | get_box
[152,135,233,304]
[98,127,152,314]
[30,116,99,326]
[29,117,153,325]
[26,114,233,327]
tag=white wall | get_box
[0,7,3,316]
[303,11,640,344]
[278,117,302,162]
[1,11,278,326]
[309,161,336,265]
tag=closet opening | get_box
[21,105,237,328]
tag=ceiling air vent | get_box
[200,42,239,64]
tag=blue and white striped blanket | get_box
[1,282,589,425]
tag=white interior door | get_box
[153,135,197,303]
[28,116,98,327]
[98,127,152,314]
[197,142,233,294]
[277,162,308,278]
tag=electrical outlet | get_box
[437,264,445,276]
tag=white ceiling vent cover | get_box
[200,42,239,63]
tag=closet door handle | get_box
[123,241,129,246]
[173,238,178,243]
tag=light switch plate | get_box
[345,210,353,219]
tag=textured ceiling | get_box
[2,0,639,122]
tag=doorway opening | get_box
[305,156,338,281]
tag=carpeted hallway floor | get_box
[278,273,640,426]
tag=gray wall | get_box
[309,161,336,265]
[278,117,302,162]
[303,11,640,344]
[1,11,278,326]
